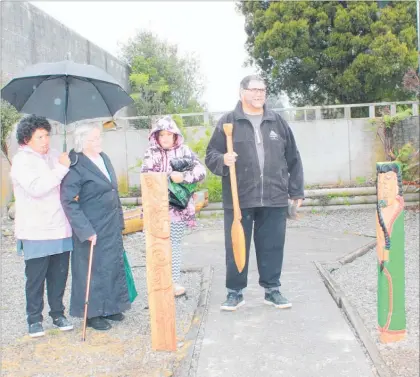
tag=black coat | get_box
[205,101,305,209]
[60,151,130,318]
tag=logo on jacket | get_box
[269,130,279,140]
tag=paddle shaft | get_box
[225,134,241,220]
[82,241,95,341]
[223,123,246,273]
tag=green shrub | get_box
[117,173,129,197]
[1,99,21,158]
[369,108,414,161]
[172,114,187,141]
[382,108,412,129]
[203,172,222,202]
[391,143,419,182]
[193,168,223,203]
[185,124,222,202]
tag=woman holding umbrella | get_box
[60,123,130,331]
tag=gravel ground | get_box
[287,207,378,237]
[301,208,420,377]
[2,207,417,376]
[0,218,202,377]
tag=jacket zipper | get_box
[261,173,264,206]
[244,118,265,207]
[160,150,168,172]
[257,125,264,206]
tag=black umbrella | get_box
[1,60,133,150]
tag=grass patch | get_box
[46,329,61,336]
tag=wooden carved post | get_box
[140,172,176,351]
[376,162,406,343]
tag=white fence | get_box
[117,101,419,127]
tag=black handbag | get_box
[168,157,197,209]
[170,157,195,172]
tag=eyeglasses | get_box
[245,88,266,94]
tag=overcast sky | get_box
[31,1,257,111]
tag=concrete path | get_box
[182,226,376,377]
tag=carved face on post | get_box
[377,171,398,207]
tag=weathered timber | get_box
[140,172,176,351]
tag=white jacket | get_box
[10,146,72,240]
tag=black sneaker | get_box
[264,290,292,309]
[53,315,74,331]
[220,292,245,311]
[102,313,124,322]
[29,322,45,338]
[87,316,112,331]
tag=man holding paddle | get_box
[205,75,304,311]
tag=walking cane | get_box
[82,240,95,341]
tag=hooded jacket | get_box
[205,101,304,209]
[140,116,206,226]
[10,145,72,240]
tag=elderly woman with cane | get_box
[10,114,74,337]
[60,123,130,331]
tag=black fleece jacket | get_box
[205,101,304,209]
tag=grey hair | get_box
[73,123,102,153]
[239,74,265,90]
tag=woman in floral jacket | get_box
[141,116,206,296]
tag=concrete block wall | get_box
[1,1,134,211]
[1,2,130,92]
[392,116,419,151]
[282,119,378,185]
[43,118,379,188]
[7,114,413,196]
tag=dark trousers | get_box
[24,251,70,325]
[224,207,288,291]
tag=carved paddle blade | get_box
[231,219,246,273]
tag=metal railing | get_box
[116,101,419,127]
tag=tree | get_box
[1,99,21,161]
[266,93,288,109]
[237,1,418,106]
[402,68,419,97]
[119,31,205,128]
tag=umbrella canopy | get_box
[1,60,133,149]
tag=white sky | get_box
[31,1,257,111]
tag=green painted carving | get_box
[376,162,406,343]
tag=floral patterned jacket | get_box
[140,116,206,227]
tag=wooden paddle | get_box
[223,123,246,273]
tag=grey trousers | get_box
[171,222,185,283]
